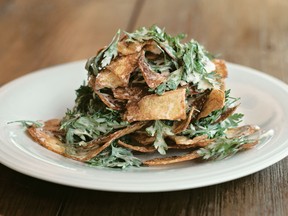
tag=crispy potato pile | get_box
[27,26,260,168]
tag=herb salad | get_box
[26,26,260,168]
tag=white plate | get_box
[0,61,288,192]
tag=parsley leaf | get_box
[87,142,142,168]
[85,29,120,75]
[60,85,128,145]
[155,67,183,95]
[182,40,219,90]
[146,120,174,155]
[197,136,253,160]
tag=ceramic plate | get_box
[0,61,288,192]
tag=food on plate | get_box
[24,26,261,168]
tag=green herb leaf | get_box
[60,85,128,145]
[85,30,120,75]
[146,120,174,155]
[155,67,183,95]
[182,40,219,90]
[87,142,142,168]
[101,29,120,68]
[197,136,253,160]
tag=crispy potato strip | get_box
[112,86,148,102]
[43,119,61,133]
[197,89,225,119]
[94,69,127,90]
[106,53,139,82]
[131,131,155,145]
[143,151,200,166]
[138,51,167,89]
[117,140,156,153]
[124,88,187,122]
[95,91,124,110]
[173,106,195,134]
[226,125,260,139]
[28,127,66,155]
[213,59,228,91]
[169,134,210,145]
[117,40,144,55]
[215,105,239,123]
[28,121,148,162]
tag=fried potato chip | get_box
[197,89,225,119]
[95,91,124,110]
[242,140,259,149]
[173,106,195,134]
[188,90,211,120]
[78,121,148,161]
[28,126,66,155]
[131,131,155,145]
[143,151,200,166]
[117,140,156,153]
[213,59,228,79]
[112,86,148,102]
[124,88,187,122]
[94,69,127,90]
[169,134,210,145]
[213,59,228,90]
[106,53,139,82]
[117,40,144,55]
[215,105,239,123]
[43,119,61,133]
[144,40,162,55]
[138,51,167,89]
[226,125,260,139]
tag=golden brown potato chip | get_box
[215,105,239,123]
[173,106,195,134]
[124,88,187,122]
[188,90,211,120]
[242,140,259,149]
[29,120,147,162]
[28,127,66,155]
[112,86,148,102]
[106,53,139,82]
[131,131,155,145]
[78,122,148,161]
[43,119,61,133]
[94,69,127,90]
[197,89,225,119]
[117,40,144,55]
[143,151,200,166]
[213,59,228,90]
[138,51,167,89]
[143,40,162,55]
[95,91,124,110]
[226,125,260,139]
[213,59,228,79]
[117,140,156,153]
[168,134,210,145]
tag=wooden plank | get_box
[0,0,138,85]
[0,165,67,215]
[135,0,288,83]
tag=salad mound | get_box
[27,26,260,168]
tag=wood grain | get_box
[135,0,288,82]
[0,0,288,215]
[0,0,138,85]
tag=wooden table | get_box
[0,0,287,215]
